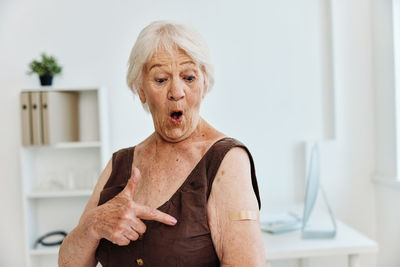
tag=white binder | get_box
[30,92,42,145]
[20,92,32,146]
[41,91,79,144]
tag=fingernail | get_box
[170,218,177,224]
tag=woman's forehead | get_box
[146,48,196,71]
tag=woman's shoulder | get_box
[206,136,253,173]
[206,136,261,209]
[113,145,134,153]
[111,146,135,159]
[200,123,250,159]
[201,121,247,148]
[209,136,250,153]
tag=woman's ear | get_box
[201,85,207,100]
[138,88,146,103]
[201,67,208,99]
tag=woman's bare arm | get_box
[58,158,112,267]
[207,147,266,267]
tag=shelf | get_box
[22,86,100,92]
[24,141,101,149]
[51,141,101,149]
[29,246,60,256]
[27,190,93,199]
[20,86,109,267]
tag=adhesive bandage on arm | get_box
[229,210,257,221]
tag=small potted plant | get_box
[28,53,62,86]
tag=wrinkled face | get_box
[139,47,207,143]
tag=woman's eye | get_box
[185,76,195,82]
[155,78,167,83]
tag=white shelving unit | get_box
[20,87,109,267]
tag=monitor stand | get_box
[301,185,337,239]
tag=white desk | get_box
[262,219,378,267]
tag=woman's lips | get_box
[169,110,183,124]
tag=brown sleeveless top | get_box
[95,137,261,267]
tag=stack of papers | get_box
[260,212,302,234]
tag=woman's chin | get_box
[160,129,189,143]
[164,134,186,143]
[155,116,200,143]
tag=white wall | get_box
[372,0,400,266]
[0,0,378,266]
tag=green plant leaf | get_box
[27,52,63,76]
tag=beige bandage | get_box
[229,210,257,221]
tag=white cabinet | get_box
[20,87,109,267]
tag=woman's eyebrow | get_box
[180,61,195,66]
[149,64,164,71]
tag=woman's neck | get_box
[152,117,209,149]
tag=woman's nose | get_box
[167,79,185,101]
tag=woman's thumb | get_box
[123,166,141,197]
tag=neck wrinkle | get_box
[153,117,208,149]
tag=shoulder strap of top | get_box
[205,137,261,209]
[103,146,134,188]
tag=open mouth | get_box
[170,110,183,123]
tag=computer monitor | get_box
[301,143,337,239]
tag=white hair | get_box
[126,20,214,110]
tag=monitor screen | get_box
[301,143,337,239]
[302,144,320,227]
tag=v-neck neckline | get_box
[130,137,230,211]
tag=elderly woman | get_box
[58,21,266,267]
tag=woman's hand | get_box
[82,167,177,246]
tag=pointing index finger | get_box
[136,205,177,226]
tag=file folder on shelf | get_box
[41,91,79,145]
[30,92,42,145]
[20,92,32,146]
[20,91,79,145]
